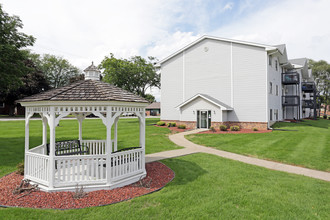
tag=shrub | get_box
[156,121,166,126]
[230,126,240,131]
[178,124,186,129]
[323,115,327,119]
[219,125,227,131]
[16,161,24,175]
[252,127,258,131]
[167,122,176,127]
[210,126,216,132]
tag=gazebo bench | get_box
[46,140,89,156]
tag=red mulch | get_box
[199,129,272,134]
[0,162,174,209]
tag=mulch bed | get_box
[198,129,272,134]
[0,162,174,209]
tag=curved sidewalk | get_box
[146,129,330,182]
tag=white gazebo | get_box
[18,63,149,192]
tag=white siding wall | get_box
[184,39,232,105]
[267,56,283,122]
[160,53,183,120]
[161,39,268,123]
[181,97,222,122]
[228,43,267,122]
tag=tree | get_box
[0,4,35,99]
[144,94,156,103]
[101,54,160,98]
[37,54,81,88]
[309,59,330,115]
[3,56,50,115]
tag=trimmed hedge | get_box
[178,124,186,129]
[156,121,166,126]
[210,126,216,132]
[230,126,240,131]
[252,127,258,131]
[167,122,176,127]
[219,125,227,131]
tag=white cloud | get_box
[223,2,234,11]
[211,0,330,62]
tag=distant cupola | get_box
[84,61,101,80]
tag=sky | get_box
[2,0,330,101]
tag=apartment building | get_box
[158,36,316,130]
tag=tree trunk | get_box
[8,104,16,116]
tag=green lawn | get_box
[0,118,180,177]
[187,119,330,171]
[1,153,329,219]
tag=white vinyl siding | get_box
[160,53,184,120]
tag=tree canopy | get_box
[309,59,330,114]
[36,54,81,88]
[0,4,35,98]
[100,54,160,98]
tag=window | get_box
[275,60,278,71]
[0,102,4,108]
[269,82,273,94]
[274,109,278,121]
[270,109,273,121]
[276,85,279,96]
[269,56,272,66]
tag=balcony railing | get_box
[282,96,300,106]
[302,82,315,92]
[282,72,299,84]
[302,100,314,108]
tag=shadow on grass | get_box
[163,158,207,186]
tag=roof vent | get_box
[84,62,101,80]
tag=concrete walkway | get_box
[146,129,330,182]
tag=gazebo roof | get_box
[18,80,148,103]
[84,61,101,73]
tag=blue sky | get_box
[1,0,330,100]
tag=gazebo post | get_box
[42,115,48,147]
[48,107,56,189]
[139,110,146,168]
[113,117,119,152]
[24,111,33,176]
[75,113,86,142]
[106,107,112,185]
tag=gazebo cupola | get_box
[18,64,149,192]
[84,61,101,81]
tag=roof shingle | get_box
[18,80,148,103]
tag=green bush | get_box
[210,126,216,132]
[167,122,176,127]
[156,121,166,126]
[252,127,258,131]
[230,126,240,131]
[323,115,328,119]
[16,161,24,175]
[219,125,227,131]
[178,124,186,129]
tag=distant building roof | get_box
[146,102,160,109]
[289,58,308,67]
[18,80,148,103]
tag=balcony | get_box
[302,82,315,92]
[282,72,299,84]
[302,100,314,108]
[282,96,300,106]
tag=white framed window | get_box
[276,85,279,96]
[269,82,273,94]
[269,56,272,66]
[275,60,278,71]
[274,109,278,121]
[270,109,273,121]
